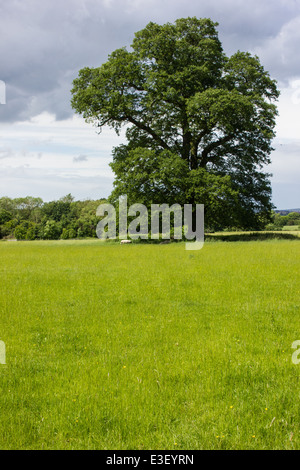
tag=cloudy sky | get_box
[0,0,300,209]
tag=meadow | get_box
[0,237,299,450]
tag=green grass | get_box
[282,226,300,231]
[0,238,299,449]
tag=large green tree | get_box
[71,17,279,230]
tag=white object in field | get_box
[120,239,132,244]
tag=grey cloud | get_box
[0,0,300,123]
[253,15,300,85]
[73,154,88,162]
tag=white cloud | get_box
[0,113,126,200]
[274,80,300,139]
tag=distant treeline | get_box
[275,209,300,215]
[0,194,106,240]
[265,211,300,231]
[0,195,299,240]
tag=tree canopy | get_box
[0,195,106,240]
[71,17,279,230]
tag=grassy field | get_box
[0,238,299,450]
[282,226,300,231]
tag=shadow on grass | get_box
[108,231,300,244]
[205,232,300,242]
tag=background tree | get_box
[71,17,279,230]
[0,195,106,240]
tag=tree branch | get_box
[127,116,172,151]
[200,133,235,167]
